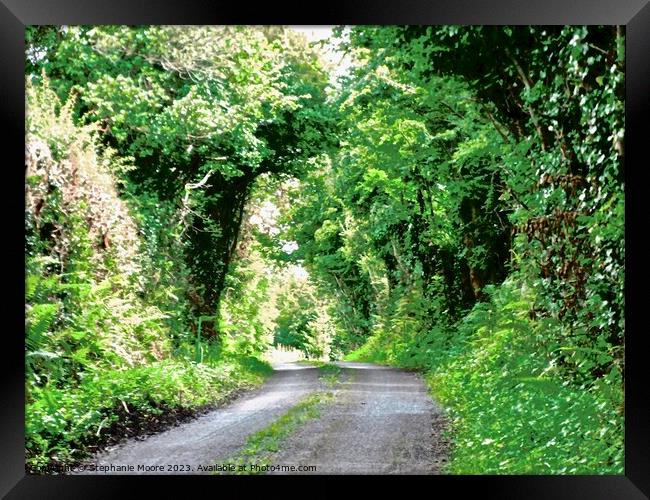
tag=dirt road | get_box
[270,362,449,474]
[75,362,449,475]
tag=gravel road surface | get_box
[269,362,449,474]
[75,361,449,475]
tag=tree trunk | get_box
[186,170,254,331]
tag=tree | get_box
[26,26,334,327]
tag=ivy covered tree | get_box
[338,26,625,380]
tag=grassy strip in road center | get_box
[216,390,335,475]
[318,363,342,387]
[215,366,341,475]
[295,360,343,386]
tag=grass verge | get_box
[26,355,273,474]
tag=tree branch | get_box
[504,47,548,151]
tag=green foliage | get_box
[278,165,378,353]
[428,278,623,474]
[218,249,274,357]
[24,71,273,472]
[347,276,623,474]
[26,79,176,389]
[272,277,333,359]
[26,355,272,472]
[27,26,333,315]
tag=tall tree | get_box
[26,26,334,326]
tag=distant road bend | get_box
[76,361,450,475]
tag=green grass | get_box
[295,359,324,366]
[26,355,273,473]
[217,391,334,475]
[344,335,390,364]
[294,360,343,385]
[317,363,342,386]
[214,362,342,475]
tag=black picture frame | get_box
[2,1,648,498]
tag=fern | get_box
[26,303,59,352]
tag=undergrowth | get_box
[26,356,272,473]
[346,277,624,474]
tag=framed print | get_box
[2,0,648,498]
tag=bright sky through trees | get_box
[290,26,352,85]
